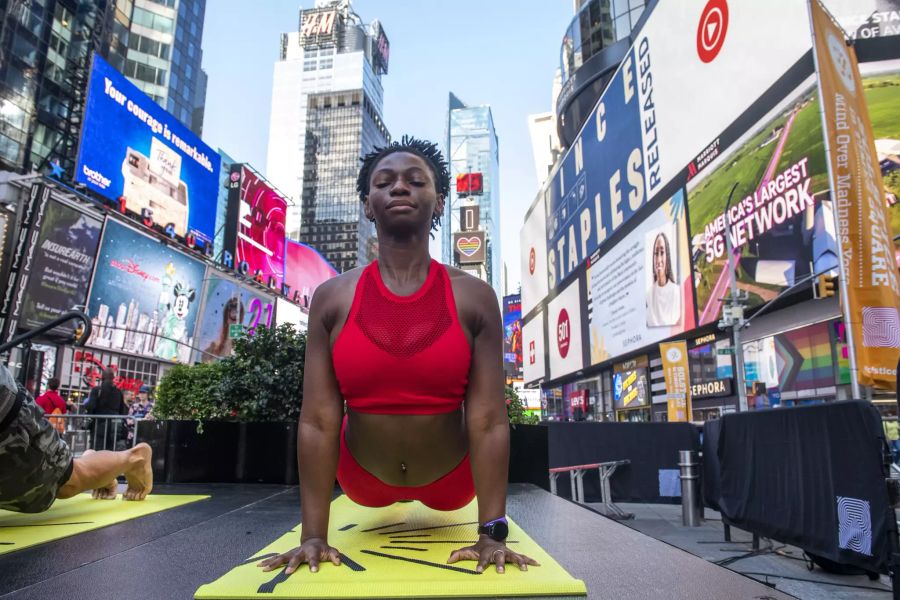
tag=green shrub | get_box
[506,386,538,426]
[154,323,306,423]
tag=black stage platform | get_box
[0,484,793,599]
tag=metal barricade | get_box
[548,460,634,519]
[47,413,148,455]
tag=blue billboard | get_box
[76,55,220,248]
[546,46,650,288]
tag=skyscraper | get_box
[444,93,501,298]
[122,0,208,136]
[266,0,390,272]
[0,0,208,178]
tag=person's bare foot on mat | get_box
[123,443,153,501]
[92,479,119,499]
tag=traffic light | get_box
[815,275,836,299]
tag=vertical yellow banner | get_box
[809,0,900,390]
[660,341,692,422]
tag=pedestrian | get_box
[259,137,538,577]
[35,377,67,434]
[84,369,127,450]
[0,364,153,513]
[885,411,900,465]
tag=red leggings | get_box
[336,416,475,511]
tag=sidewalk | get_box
[586,501,892,600]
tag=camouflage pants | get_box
[0,394,73,513]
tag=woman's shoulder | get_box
[444,265,499,314]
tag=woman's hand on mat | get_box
[446,537,540,574]
[257,538,342,574]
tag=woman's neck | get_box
[376,236,431,282]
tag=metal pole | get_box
[722,183,748,412]
[679,450,702,527]
[806,0,862,399]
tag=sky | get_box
[200,0,574,293]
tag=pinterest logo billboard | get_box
[547,280,583,379]
[557,308,571,359]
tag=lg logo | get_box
[697,0,728,64]
[528,248,536,275]
[557,308,570,359]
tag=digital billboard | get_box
[276,297,309,332]
[522,310,546,385]
[547,278,584,380]
[20,200,103,335]
[76,55,220,248]
[223,164,287,287]
[502,294,523,381]
[520,198,548,315]
[687,79,838,326]
[87,219,207,362]
[194,275,275,362]
[283,240,338,312]
[588,191,696,364]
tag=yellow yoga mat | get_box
[195,495,586,599]
[0,493,208,555]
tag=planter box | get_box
[135,420,298,484]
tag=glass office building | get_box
[123,0,208,135]
[557,0,647,147]
[299,89,389,273]
[444,93,501,298]
[0,0,207,177]
[267,1,390,268]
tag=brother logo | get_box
[82,164,111,189]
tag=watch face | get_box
[489,520,509,541]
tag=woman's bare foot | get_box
[123,443,153,501]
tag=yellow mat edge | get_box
[0,494,210,555]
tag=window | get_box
[0,134,22,163]
[132,7,174,34]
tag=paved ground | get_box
[585,501,893,600]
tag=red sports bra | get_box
[332,259,471,415]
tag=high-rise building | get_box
[123,0,208,136]
[266,0,390,272]
[444,92,501,298]
[0,0,208,178]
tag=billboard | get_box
[503,294,523,381]
[276,297,309,332]
[283,240,338,312]
[535,0,815,292]
[812,0,900,390]
[194,275,275,362]
[688,78,838,326]
[547,278,584,380]
[826,0,900,39]
[86,219,207,362]
[223,164,287,288]
[454,230,486,264]
[588,192,696,364]
[522,310,546,384]
[20,200,103,335]
[520,199,548,315]
[76,55,220,248]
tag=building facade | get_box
[266,0,390,270]
[444,93,501,298]
[523,0,900,423]
[0,0,207,179]
[123,0,208,136]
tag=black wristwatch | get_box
[478,517,509,542]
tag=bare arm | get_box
[260,282,346,574]
[297,283,345,543]
[463,282,509,525]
